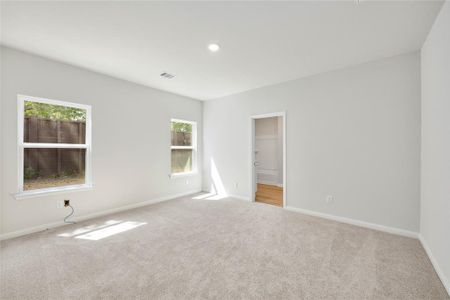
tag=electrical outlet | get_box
[185,179,189,185]
[56,200,64,208]
[326,195,334,204]
[64,199,70,207]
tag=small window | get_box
[17,95,92,195]
[171,119,197,175]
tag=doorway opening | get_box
[250,112,286,207]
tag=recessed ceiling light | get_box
[208,43,220,52]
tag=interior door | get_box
[255,136,278,185]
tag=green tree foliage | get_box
[171,121,192,133]
[24,101,86,122]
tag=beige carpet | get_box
[1,194,448,300]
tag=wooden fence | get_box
[24,117,86,178]
[171,131,192,146]
[23,117,191,178]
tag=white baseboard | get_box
[0,189,201,241]
[419,234,450,296]
[284,206,418,239]
[228,194,251,201]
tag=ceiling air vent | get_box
[160,72,175,79]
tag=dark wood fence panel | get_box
[24,116,86,143]
[23,117,86,178]
[171,132,192,146]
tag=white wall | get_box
[420,1,450,293]
[255,117,278,136]
[255,117,283,186]
[203,52,421,232]
[0,46,202,235]
[0,47,4,235]
[277,116,283,185]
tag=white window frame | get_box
[16,94,92,199]
[170,118,197,178]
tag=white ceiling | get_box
[0,1,444,100]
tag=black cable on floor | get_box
[64,205,76,224]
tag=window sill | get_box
[14,184,93,200]
[170,171,198,179]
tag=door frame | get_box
[250,111,286,208]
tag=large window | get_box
[171,119,197,176]
[17,95,92,195]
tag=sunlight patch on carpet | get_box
[58,220,146,240]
